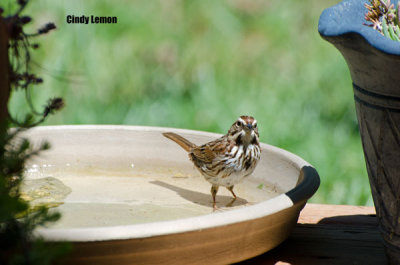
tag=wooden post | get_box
[0,16,10,126]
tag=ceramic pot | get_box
[319,0,400,263]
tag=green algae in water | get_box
[20,177,72,212]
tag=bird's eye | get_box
[236,121,241,126]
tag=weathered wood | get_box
[239,203,386,264]
[298,203,377,226]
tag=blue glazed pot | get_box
[319,0,400,263]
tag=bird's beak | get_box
[245,124,253,131]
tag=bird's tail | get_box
[162,132,197,152]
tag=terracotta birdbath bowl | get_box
[22,125,319,264]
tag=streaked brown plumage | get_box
[163,116,261,209]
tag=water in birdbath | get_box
[22,164,283,228]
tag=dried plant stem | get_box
[0,18,10,126]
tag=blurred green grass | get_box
[7,0,372,205]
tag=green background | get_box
[7,0,372,205]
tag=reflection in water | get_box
[21,165,281,228]
[150,180,248,208]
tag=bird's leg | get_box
[227,185,237,199]
[226,186,237,207]
[211,185,219,211]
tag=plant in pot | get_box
[319,0,400,263]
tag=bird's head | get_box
[228,115,259,146]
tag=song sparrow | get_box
[163,116,261,210]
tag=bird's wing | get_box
[191,145,216,164]
[190,137,228,165]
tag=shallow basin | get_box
[22,125,319,264]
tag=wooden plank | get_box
[298,203,377,226]
[238,203,386,264]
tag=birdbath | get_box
[22,125,319,264]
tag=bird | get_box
[163,115,261,210]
